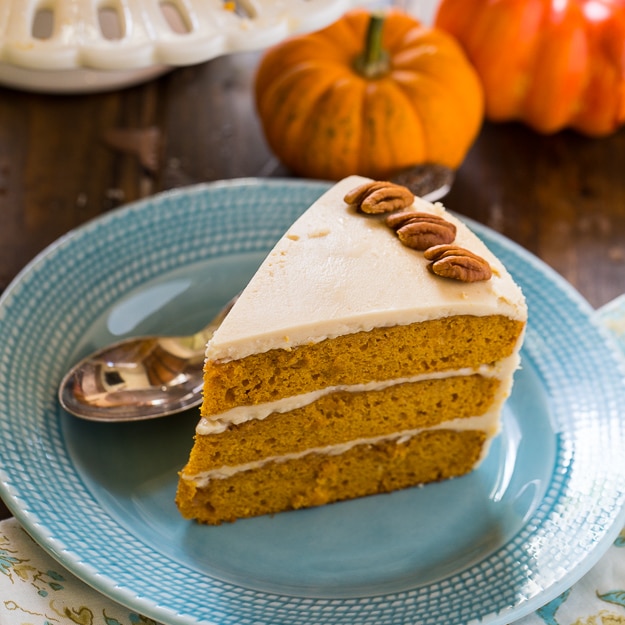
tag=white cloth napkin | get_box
[2,516,625,625]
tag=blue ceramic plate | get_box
[1,180,625,625]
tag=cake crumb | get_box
[308,228,330,238]
[287,233,300,241]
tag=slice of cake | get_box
[176,175,527,525]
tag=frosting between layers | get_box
[205,175,527,363]
[183,412,500,487]
[196,353,521,434]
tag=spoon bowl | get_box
[58,295,237,421]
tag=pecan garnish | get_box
[344,181,414,214]
[424,245,492,282]
[385,211,457,251]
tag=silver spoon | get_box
[58,168,453,422]
[58,296,238,422]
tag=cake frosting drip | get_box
[205,175,527,363]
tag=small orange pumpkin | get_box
[435,0,625,136]
[254,9,484,181]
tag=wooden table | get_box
[1,51,625,521]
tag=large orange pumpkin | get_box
[254,9,484,181]
[435,0,625,136]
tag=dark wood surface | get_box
[1,51,625,520]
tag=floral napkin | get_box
[2,515,625,625]
[0,517,156,625]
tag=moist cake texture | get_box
[176,175,527,524]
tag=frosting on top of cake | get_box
[206,175,527,362]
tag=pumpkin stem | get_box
[353,11,390,79]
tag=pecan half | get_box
[386,211,457,250]
[344,181,414,214]
[424,244,492,282]
[424,244,485,262]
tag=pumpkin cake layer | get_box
[202,314,524,413]
[177,429,488,525]
[185,373,502,473]
[176,175,527,525]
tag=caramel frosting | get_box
[205,175,527,363]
